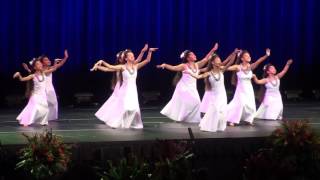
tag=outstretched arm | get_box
[156,63,186,72]
[221,49,240,66]
[134,44,148,64]
[225,64,240,72]
[137,48,158,69]
[221,50,239,72]
[44,49,69,74]
[199,67,209,73]
[252,74,268,85]
[277,59,293,79]
[196,42,219,68]
[22,63,32,73]
[100,60,124,71]
[90,60,116,72]
[13,72,34,82]
[185,71,210,79]
[250,48,270,70]
[94,66,117,72]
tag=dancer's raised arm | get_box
[277,59,293,79]
[137,48,158,69]
[134,44,148,64]
[22,63,32,73]
[196,42,218,68]
[250,48,270,70]
[220,50,239,72]
[13,72,34,82]
[221,49,240,66]
[44,49,69,74]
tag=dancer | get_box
[157,43,218,123]
[226,48,271,126]
[253,59,293,120]
[199,49,239,116]
[13,59,61,126]
[92,47,158,129]
[90,51,125,125]
[22,50,69,121]
[186,49,238,132]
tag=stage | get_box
[1,102,320,179]
[1,102,320,145]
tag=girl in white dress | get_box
[186,50,238,132]
[252,59,293,120]
[226,49,271,126]
[199,49,239,116]
[13,59,61,126]
[157,43,218,123]
[92,47,158,129]
[91,51,126,125]
[90,45,149,125]
[23,50,69,121]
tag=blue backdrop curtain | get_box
[0,0,319,103]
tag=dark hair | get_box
[25,59,42,98]
[231,50,249,86]
[122,49,133,61]
[172,50,191,86]
[38,55,48,63]
[110,51,124,90]
[262,63,274,78]
[204,54,219,90]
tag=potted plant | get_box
[16,129,72,179]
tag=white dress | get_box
[95,72,122,124]
[255,77,283,120]
[200,90,214,113]
[96,67,143,129]
[227,66,256,124]
[160,66,201,123]
[200,72,227,132]
[17,74,49,126]
[45,73,58,121]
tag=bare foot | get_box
[228,122,235,127]
[246,122,254,126]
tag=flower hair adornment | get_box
[263,65,267,71]
[29,58,36,65]
[180,50,190,59]
[116,51,123,59]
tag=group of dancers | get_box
[13,43,293,132]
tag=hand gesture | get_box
[13,72,21,79]
[266,48,271,56]
[213,43,219,51]
[149,48,158,52]
[64,49,69,59]
[156,63,166,69]
[142,44,148,52]
[286,59,293,66]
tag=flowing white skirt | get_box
[161,81,201,123]
[17,93,49,126]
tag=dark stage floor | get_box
[0,102,320,145]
